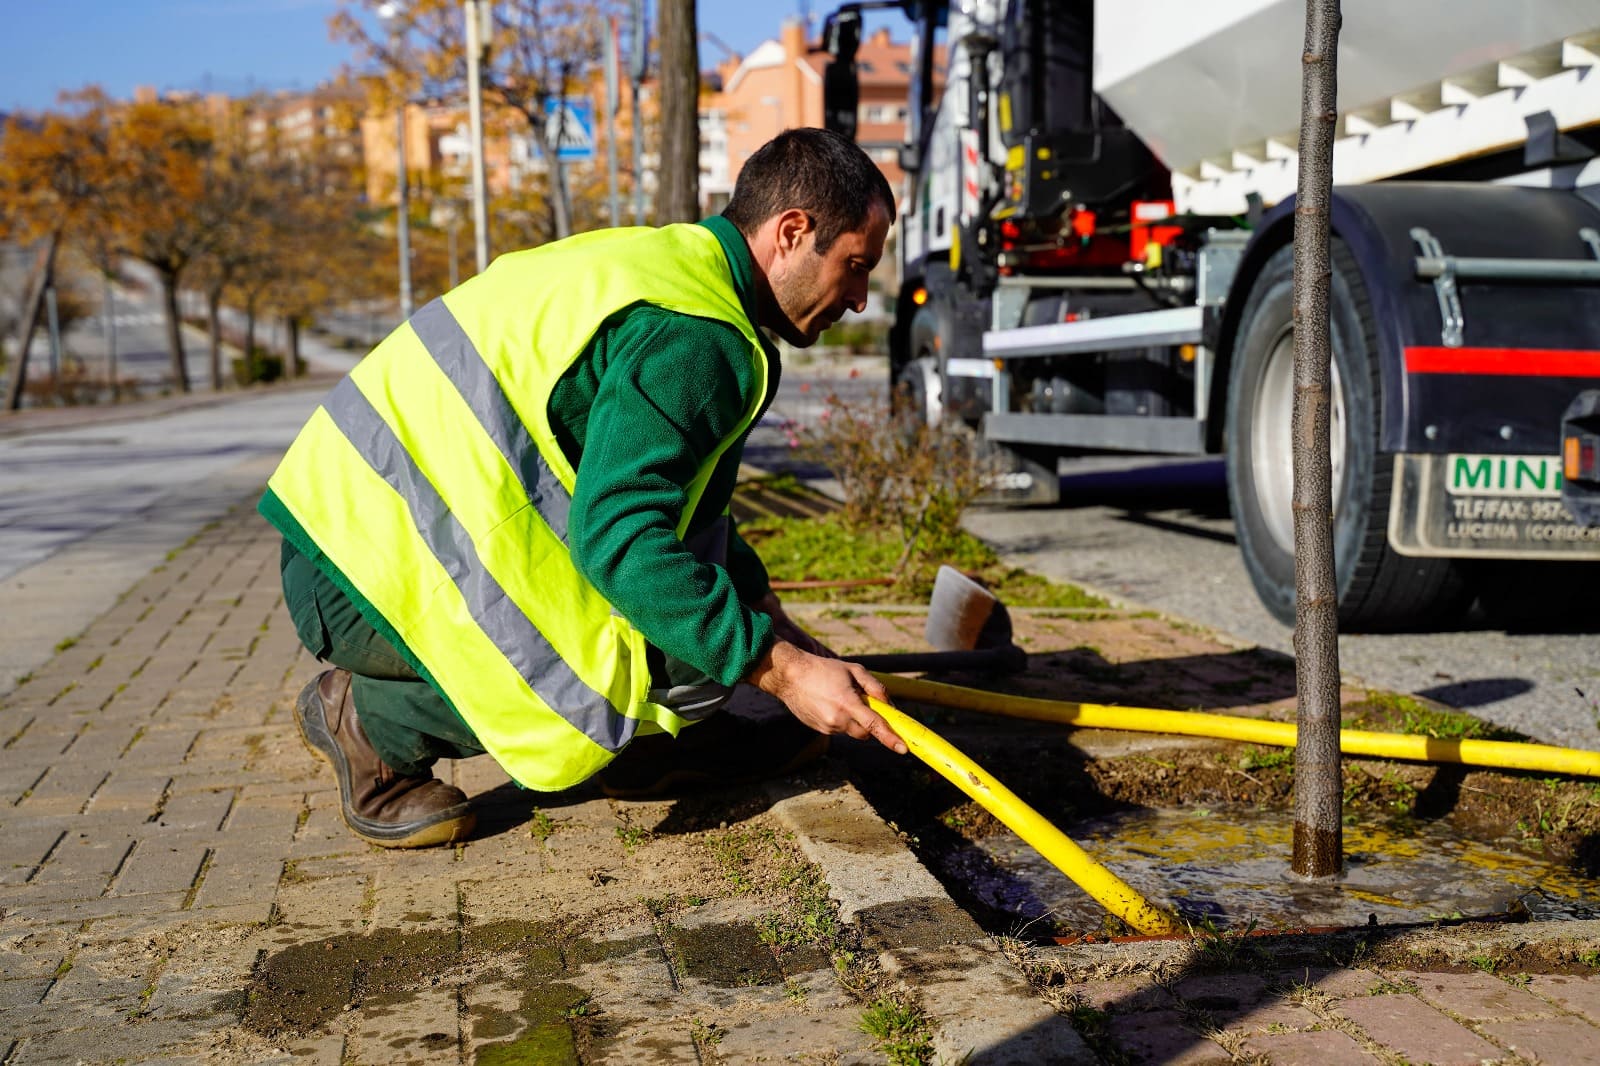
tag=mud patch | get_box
[246,919,603,1047]
[665,921,783,988]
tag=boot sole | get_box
[295,678,477,849]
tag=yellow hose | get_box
[866,696,1182,936]
[876,675,1600,778]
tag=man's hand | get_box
[751,590,835,657]
[745,640,908,755]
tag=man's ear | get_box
[773,209,814,255]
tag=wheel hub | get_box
[1250,328,1347,555]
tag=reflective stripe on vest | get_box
[267,223,767,790]
[320,373,624,747]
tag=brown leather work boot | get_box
[295,669,475,848]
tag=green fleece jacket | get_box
[264,215,780,689]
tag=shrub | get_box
[800,390,995,577]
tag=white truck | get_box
[819,0,1600,629]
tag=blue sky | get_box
[0,0,844,114]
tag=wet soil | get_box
[830,682,1600,942]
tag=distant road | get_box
[755,354,1600,751]
[0,389,324,696]
[963,458,1600,751]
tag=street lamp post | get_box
[464,0,491,273]
[377,2,414,319]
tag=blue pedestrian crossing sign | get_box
[544,98,596,162]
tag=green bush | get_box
[233,352,284,385]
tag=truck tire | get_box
[1225,242,1471,630]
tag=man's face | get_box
[767,200,891,348]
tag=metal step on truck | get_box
[818,0,1600,629]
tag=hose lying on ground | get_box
[874,674,1600,778]
[867,696,1182,936]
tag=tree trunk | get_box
[656,0,700,223]
[4,235,59,412]
[287,317,301,378]
[1290,0,1344,880]
[206,287,224,392]
[159,270,191,393]
[244,298,258,383]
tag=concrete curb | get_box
[771,781,1096,1062]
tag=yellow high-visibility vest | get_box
[268,224,768,789]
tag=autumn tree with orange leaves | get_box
[333,0,622,244]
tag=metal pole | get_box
[630,0,647,225]
[606,16,621,226]
[396,104,414,318]
[447,220,459,289]
[466,0,491,272]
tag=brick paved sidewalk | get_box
[5,491,1600,1064]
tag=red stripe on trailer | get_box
[1405,347,1600,377]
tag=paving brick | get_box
[0,829,64,886]
[28,832,132,887]
[1241,1028,1381,1064]
[270,873,371,935]
[42,953,146,1007]
[1334,991,1504,1065]
[83,770,171,817]
[59,722,144,764]
[1107,1009,1232,1065]
[0,978,50,1009]
[712,1006,874,1065]
[1527,974,1600,1023]
[3,892,189,926]
[1072,977,1175,1014]
[153,788,236,831]
[122,725,201,766]
[1207,1000,1322,1033]
[1408,969,1556,1022]
[345,986,461,1065]
[1479,1014,1600,1064]
[219,794,302,839]
[15,767,108,815]
[9,1014,230,1065]
[368,865,461,930]
[110,841,208,897]
[1172,971,1268,1011]
[884,941,1095,1065]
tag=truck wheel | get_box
[893,305,944,426]
[1225,242,1471,629]
[895,355,943,430]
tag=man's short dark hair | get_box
[722,127,896,254]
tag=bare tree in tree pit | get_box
[1291,0,1344,880]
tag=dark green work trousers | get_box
[280,538,733,778]
[281,541,486,775]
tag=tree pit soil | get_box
[830,682,1600,944]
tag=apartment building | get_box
[700,19,932,214]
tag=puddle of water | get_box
[966,805,1600,932]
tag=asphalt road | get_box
[756,353,1600,752]
[961,457,1600,752]
[0,388,325,697]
